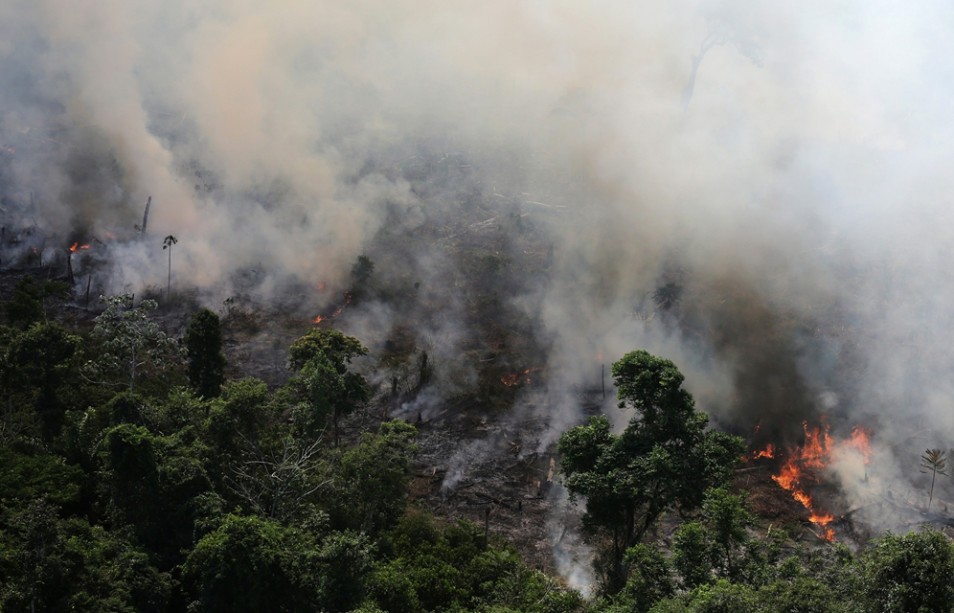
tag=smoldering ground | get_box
[2,0,954,585]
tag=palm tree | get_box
[162,235,177,300]
[920,448,949,511]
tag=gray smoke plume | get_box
[2,0,954,588]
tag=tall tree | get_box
[86,294,182,393]
[182,514,301,613]
[919,448,949,511]
[3,322,81,438]
[558,350,743,590]
[288,328,369,446]
[323,420,417,534]
[185,308,226,398]
[162,235,177,300]
[2,276,69,329]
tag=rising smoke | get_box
[2,0,954,581]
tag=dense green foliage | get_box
[1,288,952,612]
[0,294,584,611]
[288,327,371,445]
[85,294,183,394]
[559,350,745,589]
[185,308,226,399]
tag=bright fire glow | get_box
[69,242,90,253]
[768,420,873,542]
[312,291,352,325]
[748,443,775,460]
[847,426,872,465]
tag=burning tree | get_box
[558,350,744,591]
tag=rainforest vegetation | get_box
[1,277,952,612]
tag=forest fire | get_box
[501,368,536,387]
[747,443,776,460]
[312,291,352,325]
[69,242,90,252]
[847,426,872,464]
[750,420,875,542]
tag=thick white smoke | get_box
[2,0,953,584]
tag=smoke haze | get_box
[3,0,954,577]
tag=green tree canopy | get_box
[2,322,82,438]
[182,514,303,613]
[2,277,67,329]
[288,328,370,445]
[288,327,368,372]
[559,350,744,591]
[86,294,183,393]
[860,530,954,613]
[323,420,418,534]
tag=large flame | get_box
[766,420,871,542]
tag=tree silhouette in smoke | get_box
[162,235,177,300]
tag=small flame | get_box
[746,443,775,460]
[847,426,872,465]
[808,511,836,542]
[792,490,813,508]
[312,291,352,325]
[501,367,535,387]
[69,242,90,253]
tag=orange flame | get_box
[501,368,535,387]
[847,426,872,465]
[748,443,775,460]
[809,511,836,542]
[771,458,801,490]
[769,420,872,542]
[69,242,90,253]
[792,490,813,508]
[799,421,834,469]
[312,292,352,325]
[770,421,832,540]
